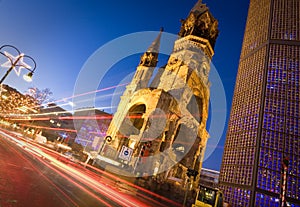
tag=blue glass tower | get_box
[219,0,300,206]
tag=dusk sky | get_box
[0,0,249,171]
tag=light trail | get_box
[39,158,114,207]
[9,112,177,121]
[41,82,128,108]
[0,130,79,207]
[19,123,77,133]
[0,129,169,207]
[50,161,147,207]
[10,115,113,121]
[16,121,200,146]
[1,130,132,206]
[85,164,182,207]
[0,83,127,118]
[42,91,122,112]
[64,91,123,107]
[3,105,113,118]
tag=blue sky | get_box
[0,0,249,170]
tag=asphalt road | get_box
[0,129,178,207]
[0,132,117,207]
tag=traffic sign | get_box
[119,145,133,161]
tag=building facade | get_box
[199,168,219,189]
[219,0,300,206]
[74,108,111,152]
[100,0,218,186]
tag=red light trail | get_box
[18,123,77,133]
[0,129,177,207]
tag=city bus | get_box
[192,185,225,207]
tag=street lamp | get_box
[0,45,36,84]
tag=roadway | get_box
[0,129,181,207]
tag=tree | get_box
[26,87,54,106]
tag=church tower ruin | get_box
[100,0,218,186]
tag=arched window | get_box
[187,95,203,123]
[128,104,146,131]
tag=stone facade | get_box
[100,0,218,189]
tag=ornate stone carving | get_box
[179,10,219,48]
[139,52,157,67]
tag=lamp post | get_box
[0,45,36,84]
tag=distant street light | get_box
[0,45,36,84]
